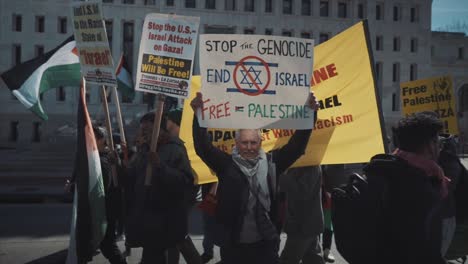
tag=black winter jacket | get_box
[125,136,194,248]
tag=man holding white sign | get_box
[191,90,318,264]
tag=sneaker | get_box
[323,249,335,263]
[201,252,213,264]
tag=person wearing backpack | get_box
[370,111,449,264]
[332,111,449,264]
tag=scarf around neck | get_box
[232,147,270,210]
[393,148,450,198]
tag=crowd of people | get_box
[70,92,467,264]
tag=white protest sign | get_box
[71,1,116,86]
[199,35,315,129]
[135,13,200,98]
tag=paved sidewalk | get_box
[0,234,347,264]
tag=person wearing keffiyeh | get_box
[191,92,319,264]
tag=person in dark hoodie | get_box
[164,109,202,264]
[125,112,194,264]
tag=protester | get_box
[363,111,448,264]
[321,168,335,263]
[200,182,220,263]
[164,109,202,264]
[321,188,335,263]
[438,134,468,261]
[191,92,319,264]
[125,112,194,264]
[93,125,127,264]
[279,166,325,264]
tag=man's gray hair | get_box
[234,129,262,141]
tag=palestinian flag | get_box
[0,36,80,120]
[116,54,135,100]
[66,85,107,264]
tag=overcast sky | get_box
[432,0,468,33]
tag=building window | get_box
[376,35,383,51]
[142,92,154,104]
[301,32,311,39]
[32,122,41,142]
[410,6,419,22]
[431,45,435,57]
[338,2,347,18]
[410,63,417,81]
[85,89,91,103]
[376,3,384,20]
[13,44,21,66]
[9,121,19,142]
[392,93,398,111]
[319,33,329,43]
[265,28,273,35]
[58,17,67,34]
[100,89,112,103]
[301,0,311,16]
[225,0,236,10]
[36,16,45,33]
[265,0,273,12]
[12,14,22,32]
[205,25,236,34]
[186,0,196,8]
[459,84,468,112]
[320,1,329,17]
[123,0,135,3]
[392,63,400,82]
[123,21,134,72]
[357,3,365,19]
[57,86,66,101]
[167,0,175,6]
[206,0,215,9]
[282,30,292,37]
[105,20,113,51]
[410,38,418,53]
[393,5,401,21]
[283,0,293,14]
[375,61,383,83]
[144,0,156,4]
[458,47,464,59]
[103,0,113,2]
[245,0,255,12]
[244,28,255,34]
[393,37,400,51]
[35,45,44,57]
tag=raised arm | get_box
[191,92,230,175]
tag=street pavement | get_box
[0,203,346,264]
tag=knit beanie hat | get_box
[167,109,182,127]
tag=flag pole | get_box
[100,85,119,187]
[144,93,166,186]
[112,86,128,161]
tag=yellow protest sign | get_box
[181,21,386,184]
[400,75,459,134]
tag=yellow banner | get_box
[400,75,459,135]
[181,21,386,184]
